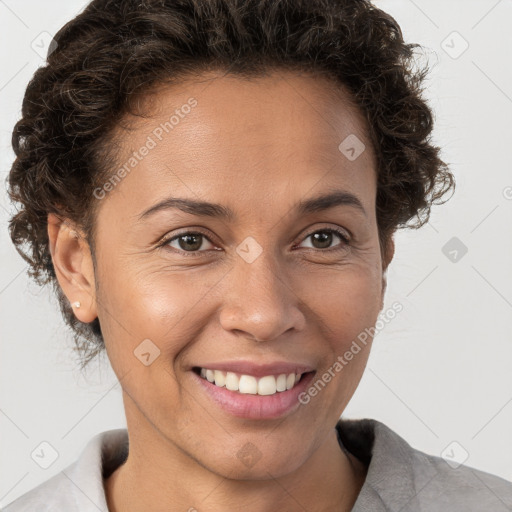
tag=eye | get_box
[159,227,351,257]
[296,228,350,251]
[163,231,217,254]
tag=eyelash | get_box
[158,227,351,257]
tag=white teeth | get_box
[239,375,258,394]
[198,368,304,395]
[258,375,277,395]
[225,371,239,391]
[276,374,287,392]
[214,370,225,387]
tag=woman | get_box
[5,0,512,510]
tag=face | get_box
[50,70,393,480]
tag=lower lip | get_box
[193,370,316,420]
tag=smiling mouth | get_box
[192,367,314,396]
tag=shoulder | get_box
[2,429,128,512]
[337,418,512,512]
[406,436,512,511]
[1,471,73,512]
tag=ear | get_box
[47,213,98,323]
[381,235,395,308]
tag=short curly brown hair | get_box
[7,0,454,368]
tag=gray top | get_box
[3,418,512,511]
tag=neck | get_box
[105,422,367,512]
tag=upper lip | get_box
[193,360,315,378]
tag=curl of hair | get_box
[7,0,455,368]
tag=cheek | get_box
[305,262,382,340]
[97,244,382,379]
[96,257,224,362]
[303,263,382,403]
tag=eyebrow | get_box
[137,190,367,221]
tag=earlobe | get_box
[47,213,98,323]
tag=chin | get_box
[192,438,309,481]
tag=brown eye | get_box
[165,232,215,253]
[298,228,350,251]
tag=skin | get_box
[48,69,394,512]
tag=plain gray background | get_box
[1,0,512,506]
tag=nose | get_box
[218,247,306,342]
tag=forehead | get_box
[99,70,376,221]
